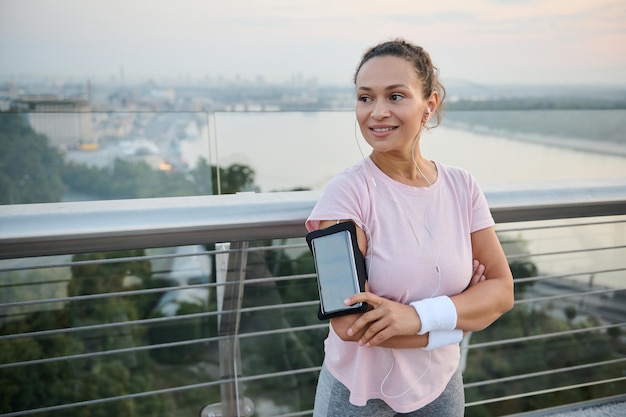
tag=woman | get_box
[305,39,514,416]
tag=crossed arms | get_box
[316,220,515,349]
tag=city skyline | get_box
[1,0,625,86]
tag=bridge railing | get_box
[1,178,625,417]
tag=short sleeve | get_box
[469,174,495,233]
[305,169,367,232]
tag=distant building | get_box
[13,96,94,149]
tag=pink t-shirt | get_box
[306,157,494,413]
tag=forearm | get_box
[452,277,514,331]
[449,226,515,332]
[332,309,450,349]
[331,314,429,348]
[409,268,513,333]
[377,334,429,349]
[332,225,515,346]
[334,320,428,349]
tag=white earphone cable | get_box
[353,117,443,399]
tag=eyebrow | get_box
[356,84,409,92]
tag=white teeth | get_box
[372,127,394,132]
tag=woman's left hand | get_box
[468,259,487,289]
[343,292,422,347]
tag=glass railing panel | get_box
[4,226,622,417]
[212,109,626,193]
[0,245,217,416]
[0,238,327,417]
[4,109,626,205]
[212,111,361,193]
[1,190,625,416]
[234,238,323,414]
[0,111,217,205]
[463,216,626,415]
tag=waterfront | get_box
[31,108,626,291]
[2,111,624,417]
[197,110,626,192]
[196,110,626,290]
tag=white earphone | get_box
[423,108,431,123]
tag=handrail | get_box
[1,178,626,259]
[1,178,625,417]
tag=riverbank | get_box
[443,109,626,158]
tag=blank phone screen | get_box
[312,230,362,314]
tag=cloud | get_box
[0,0,624,84]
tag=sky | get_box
[0,0,625,86]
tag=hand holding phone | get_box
[306,221,368,320]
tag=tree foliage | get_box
[0,249,167,416]
[60,157,255,200]
[3,111,624,416]
[62,159,198,199]
[1,111,259,204]
[0,113,65,204]
[462,255,625,416]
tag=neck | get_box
[370,151,435,187]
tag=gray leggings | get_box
[313,364,464,417]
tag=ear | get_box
[423,92,439,123]
[427,91,439,114]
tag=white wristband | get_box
[423,329,463,351]
[410,295,458,335]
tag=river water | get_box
[181,110,626,192]
[181,110,626,289]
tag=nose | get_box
[371,100,390,120]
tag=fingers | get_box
[356,313,391,346]
[344,259,489,347]
[344,293,383,338]
[468,259,486,288]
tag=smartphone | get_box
[307,221,368,320]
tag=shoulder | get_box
[306,161,372,231]
[437,162,479,188]
[437,162,488,208]
[435,162,494,230]
[323,160,371,194]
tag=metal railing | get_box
[1,178,625,417]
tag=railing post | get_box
[217,241,248,417]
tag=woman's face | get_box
[355,55,429,156]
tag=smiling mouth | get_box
[370,127,396,132]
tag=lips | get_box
[369,125,397,137]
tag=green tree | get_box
[63,158,197,200]
[564,305,578,324]
[189,157,214,195]
[214,163,257,194]
[0,249,168,416]
[66,249,166,417]
[62,158,255,199]
[464,302,625,416]
[0,112,65,204]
